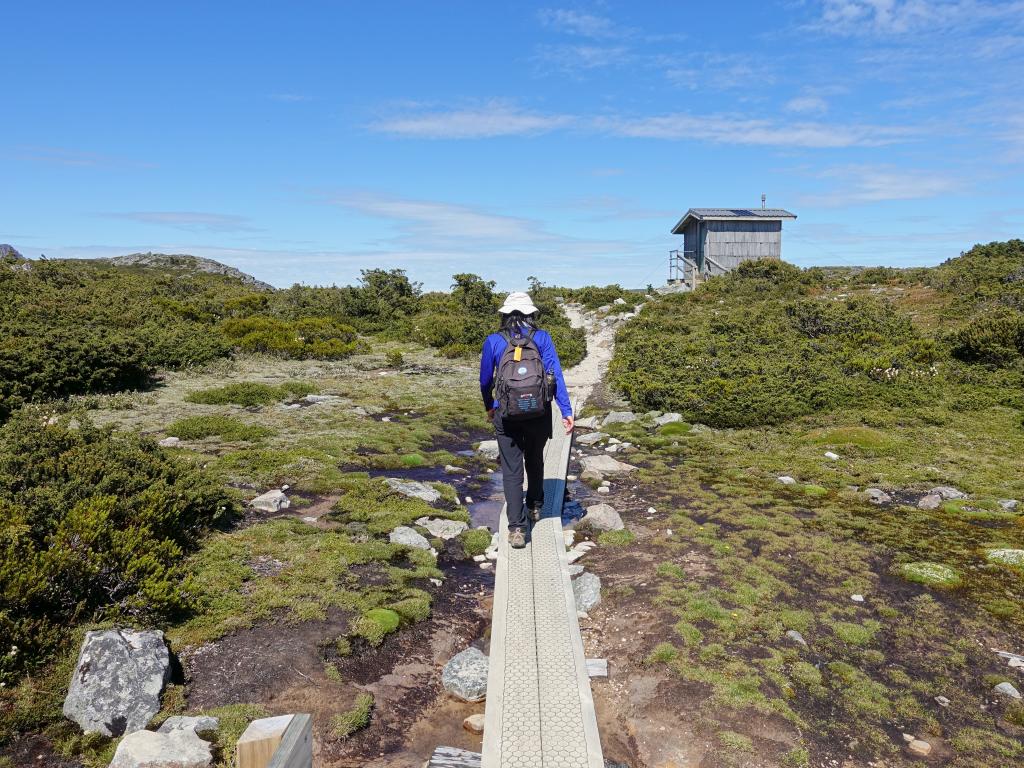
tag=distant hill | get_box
[97,252,274,290]
[0,244,27,263]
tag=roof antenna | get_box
[761,193,766,210]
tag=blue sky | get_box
[2,1,1022,290]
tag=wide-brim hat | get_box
[499,291,539,315]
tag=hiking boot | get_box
[509,528,527,549]
[528,501,543,523]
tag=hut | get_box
[668,205,796,287]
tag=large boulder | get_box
[63,629,171,737]
[389,526,432,550]
[573,572,602,612]
[249,489,289,513]
[579,455,637,476]
[576,432,607,446]
[384,478,441,504]
[584,503,624,531]
[416,516,469,540]
[653,413,682,427]
[929,486,966,500]
[476,440,500,461]
[442,647,489,702]
[108,728,213,768]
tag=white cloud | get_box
[663,53,775,91]
[785,96,830,114]
[327,192,554,245]
[534,43,631,73]
[102,211,259,233]
[538,9,621,38]
[801,165,961,205]
[597,114,915,147]
[369,101,575,138]
[816,0,1024,36]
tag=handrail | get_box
[266,714,312,768]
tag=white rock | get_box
[442,648,489,702]
[476,440,500,460]
[249,489,289,512]
[851,594,865,602]
[576,432,607,445]
[158,716,220,735]
[918,493,942,510]
[158,437,181,447]
[908,739,932,757]
[384,478,441,504]
[473,554,486,563]
[108,729,213,768]
[994,682,1022,699]
[573,572,602,612]
[444,464,469,475]
[415,517,468,540]
[824,451,840,460]
[389,526,432,550]
[865,488,892,504]
[465,496,473,504]
[479,562,493,571]
[935,695,951,707]
[998,499,1019,511]
[463,713,485,734]
[597,486,610,495]
[584,503,624,531]
[777,476,797,485]
[930,485,967,500]
[574,416,602,429]
[786,630,808,648]
[603,411,637,426]
[653,412,682,427]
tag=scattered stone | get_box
[689,423,713,434]
[777,476,797,485]
[584,503,624,531]
[573,572,602,612]
[108,729,213,768]
[158,716,220,735]
[381,416,392,422]
[785,630,808,648]
[63,629,171,737]
[917,493,942,510]
[824,451,840,460]
[586,658,608,678]
[566,564,585,577]
[851,594,865,602]
[602,411,637,426]
[444,464,469,475]
[566,474,577,482]
[865,488,892,504]
[486,549,498,562]
[416,517,468,540]
[600,480,611,487]
[653,412,682,427]
[597,486,610,495]
[442,648,489,702]
[930,485,967,500]
[473,554,487,563]
[158,436,181,448]
[998,499,1019,511]
[463,714,485,734]
[430,578,443,587]
[476,440,500,460]
[902,733,914,744]
[303,394,342,404]
[385,478,442,503]
[564,530,576,547]
[575,416,602,429]
[994,681,1022,700]
[935,695,951,707]
[249,489,289,512]
[986,549,1024,567]
[576,432,607,445]
[389,526,432,550]
[907,739,932,757]
[479,562,493,571]
[613,297,627,305]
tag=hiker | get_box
[480,291,574,549]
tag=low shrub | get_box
[0,411,235,686]
[185,381,317,407]
[333,693,374,739]
[166,415,272,441]
[351,608,401,646]
[220,317,358,360]
[460,528,492,557]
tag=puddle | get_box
[468,472,505,531]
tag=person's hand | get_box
[563,415,574,434]
[487,408,495,420]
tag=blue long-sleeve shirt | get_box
[480,329,572,418]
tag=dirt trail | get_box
[562,303,629,408]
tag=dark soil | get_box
[0,735,84,768]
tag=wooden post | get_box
[237,714,312,768]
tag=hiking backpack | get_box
[495,330,548,421]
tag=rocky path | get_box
[561,304,623,408]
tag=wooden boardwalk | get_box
[480,407,604,768]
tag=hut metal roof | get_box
[672,207,796,234]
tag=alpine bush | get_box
[0,411,236,686]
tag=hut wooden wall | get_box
[704,220,782,268]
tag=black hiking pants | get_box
[493,409,551,530]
